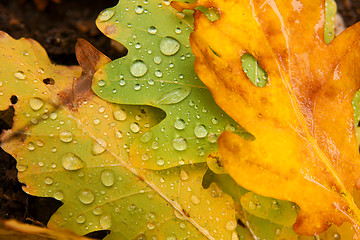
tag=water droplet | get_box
[154,56,162,64]
[27,142,35,151]
[17,164,28,172]
[174,119,186,130]
[62,153,85,170]
[92,206,103,216]
[148,26,157,34]
[180,170,188,181]
[140,131,153,143]
[113,109,127,121]
[98,80,106,87]
[93,118,100,125]
[115,130,123,139]
[194,124,208,138]
[211,118,218,125]
[232,231,239,240]
[130,60,148,77]
[207,133,217,143]
[334,233,341,239]
[15,71,26,80]
[173,137,187,151]
[175,27,181,34]
[78,189,95,204]
[154,70,163,78]
[44,177,54,185]
[135,43,141,49]
[225,220,237,231]
[272,201,280,210]
[135,234,147,240]
[176,12,185,19]
[134,83,141,90]
[29,97,44,111]
[50,112,57,119]
[156,87,191,105]
[130,122,140,133]
[54,191,64,201]
[92,138,107,155]
[59,130,73,143]
[100,214,112,229]
[101,170,115,187]
[135,5,144,14]
[157,158,165,166]
[160,37,180,56]
[190,194,200,205]
[248,201,256,210]
[76,214,86,224]
[147,221,156,230]
[209,182,222,198]
[99,9,115,21]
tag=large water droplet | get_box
[76,214,86,224]
[113,109,127,121]
[92,138,107,155]
[59,130,73,143]
[62,153,85,170]
[160,37,180,56]
[29,97,43,111]
[135,5,144,14]
[157,158,165,166]
[190,194,200,205]
[44,177,54,185]
[225,220,237,231]
[154,56,162,64]
[78,189,95,204]
[156,87,191,105]
[148,26,157,34]
[130,122,140,133]
[54,191,64,200]
[15,71,26,80]
[98,9,115,21]
[174,119,186,130]
[173,137,187,151]
[194,124,208,138]
[130,60,147,77]
[27,142,35,151]
[100,214,112,229]
[147,221,155,230]
[180,169,188,181]
[101,169,115,187]
[154,70,163,78]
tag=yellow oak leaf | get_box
[172,0,360,238]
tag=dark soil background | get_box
[0,0,359,239]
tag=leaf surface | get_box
[93,0,247,170]
[172,0,360,237]
[0,32,239,240]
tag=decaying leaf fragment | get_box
[173,0,360,238]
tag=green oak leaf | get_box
[93,0,248,170]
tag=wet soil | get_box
[0,0,359,238]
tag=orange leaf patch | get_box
[173,0,360,238]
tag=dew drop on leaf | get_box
[160,37,180,56]
[180,169,189,181]
[153,56,162,64]
[14,71,26,80]
[130,60,148,77]
[140,131,153,143]
[272,201,280,210]
[194,124,208,138]
[225,220,237,231]
[156,87,191,105]
[207,133,217,143]
[135,5,144,14]
[76,214,86,224]
[54,191,64,201]
[148,26,157,34]
[98,80,106,87]
[61,153,85,171]
[27,142,35,151]
[157,158,165,166]
[146,221,155,230]
[130,122,140,133]
[29,97,43,111]
[173,137,187,151]
[101,169,115,187]
[190,194,200,205]
[78,189,95,204]
[154,70,163,78]
[100,214,112,229]
[59,130,73,143]
[98,9,115,22]
[174,119,186,130]
[113,109,127,121]
[93,206,103,215]
[44,177,54,185]
[92,138,107,155]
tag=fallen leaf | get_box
[172,0,360,237]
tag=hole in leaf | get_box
[43,78,55,85]
[209,45,220,57]
[84,230,111,240]
[10,95,18,104]
[196,6,220,22]
[241,53,268,88]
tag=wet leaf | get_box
[173,0,360,237]
[0,219,91,240]
[93,0,247,170]
[0,32,239,240]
